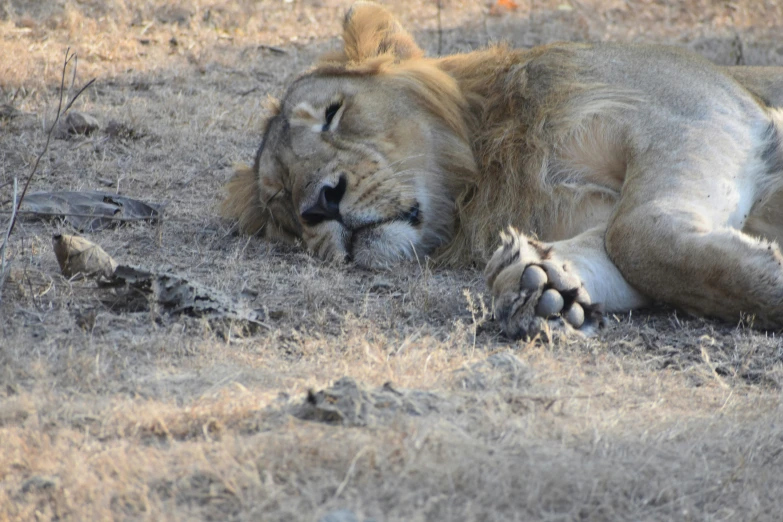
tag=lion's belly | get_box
[538,119,626,241]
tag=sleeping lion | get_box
[223,2,783,338]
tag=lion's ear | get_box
[221,164,268,236]
[342,2,423,63]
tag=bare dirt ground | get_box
[2,1,783,521]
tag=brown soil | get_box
[2,1,783,521]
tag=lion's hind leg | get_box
[605,130,783,329]
[607,216,783,328]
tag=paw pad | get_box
[536,288,564,316]
[487,231,602,340]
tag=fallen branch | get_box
[0,210,160,222]
[6,190,164,231]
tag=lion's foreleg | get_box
[485,226,648,339]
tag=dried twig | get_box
[700,340,729,389]
[5,48,96,242]
[333,445,372,500]
[0,178,19,297]
[0,48,96,298]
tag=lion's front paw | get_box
[485,228,603,340]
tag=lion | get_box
[222,2,783,338]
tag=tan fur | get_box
[223,3,783,331]
[220,164,265,236]
[341,1,423,63]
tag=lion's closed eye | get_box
[323,102,342,132]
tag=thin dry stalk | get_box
[701,343,729,389]
[333,445,372,500]
[463,288,490,353]
[0,48,95,298]
[5,48,96,242]
[0,177,18,297]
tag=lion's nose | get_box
[301,175,347,225]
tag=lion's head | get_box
[222,2,477,268]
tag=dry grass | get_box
[2,1,783,521]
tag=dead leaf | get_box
[53,234,117,279]
[21,191,164,231]
[104,265,268,329]
[50,226,265,331]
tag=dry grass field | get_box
[2,1,783,520]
